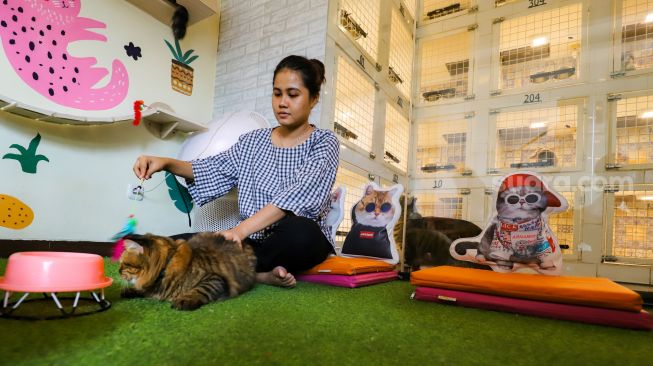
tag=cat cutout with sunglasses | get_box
[450,172,568,275]
[341,182,404,264]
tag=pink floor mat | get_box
[413,286,652,330]
[297,271,398,288]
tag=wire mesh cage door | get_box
[418,28,474,105]
[613,0,653,76]
[411,189,469,220]
[421,0,474,23]
[333,164,376,250]
[384,101,410,173]
[415,113,471,176]
[333,55,376,155]
[493,2,583,92]
[608,90,653,169]
[389,6,414,100]
[338,0,381,62]
[489,98,584,173]
[604,185,653,266]
[547,189,581,257]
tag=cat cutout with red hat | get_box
[450,172,568,275]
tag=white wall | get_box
[212,0,328,126]
[0,0,219,241]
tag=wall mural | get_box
[165,37,198,96]
[3,132,50,174]
[0,0,128,110]
[0,194,34,229]
[124,41,141,61]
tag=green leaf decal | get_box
[165,173,194,214]
[2,133,50,174]
[164,39,180,61]
[164,38,199,65]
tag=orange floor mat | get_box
[410,266,643,312]
[301,256,395,276]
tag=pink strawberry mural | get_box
[0,0,128,110]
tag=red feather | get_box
[111,239,126,262]
[133,100,145,126]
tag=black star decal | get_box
[124,42,142,61]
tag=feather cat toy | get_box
[111,179,144,261]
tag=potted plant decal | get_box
[164,38,199,96]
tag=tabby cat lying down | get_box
[118,232,257,311]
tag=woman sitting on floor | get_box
[132,55,339,288]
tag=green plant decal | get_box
[3,133,50,174]
[164,38,199,65]
[165,173,194,214]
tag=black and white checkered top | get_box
[187,126,339,248]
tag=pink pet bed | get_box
[297,271,398,288]
[413,286,653,330]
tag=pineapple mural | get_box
[165,38,199,96]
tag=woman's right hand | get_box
[133,155,168,180]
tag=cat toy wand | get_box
[110,178,145,261]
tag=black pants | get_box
[172,216,334,273]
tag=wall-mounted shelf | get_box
[0,94,207,138]
[125,0,219,27]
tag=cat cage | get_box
[613,0,653,75]
[608,90,653,169]
[384,101,410,173]
[411,189,469,220]
[333,55,376,154]
[418,28,474,104]
[489,98,583,173]
[388,6,415,99]
[415,113,471,176]
[545,190,579,256]
[493,2,582,92]
[605,185,653,267]
[334,164,374,246]
[421,0,474,22]
[338,0,381,62]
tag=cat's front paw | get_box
[120,287,144,299]
[171,296,204,311]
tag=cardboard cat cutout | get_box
[325,186,346,245]
[450,172,568,275]
[341,183,403,264]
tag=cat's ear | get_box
[123,239,144,254]
[332,187,342,201]
[364,184,374,195]
[387,185,404,199]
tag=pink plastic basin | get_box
[0,252,113,292]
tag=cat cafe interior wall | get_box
[0,0,220,241]
[410,0,653,282]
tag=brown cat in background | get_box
[395,195,487,270]
[118,232,257,311]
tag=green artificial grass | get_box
[1,258,652,366]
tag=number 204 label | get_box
[523,93,542,104]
